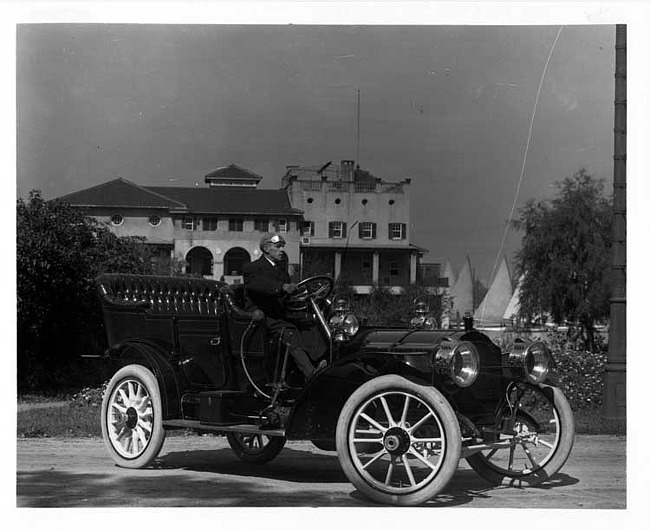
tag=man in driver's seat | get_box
[243,233,326,380]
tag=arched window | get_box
[186,246,213,276]
[224,247,251,276]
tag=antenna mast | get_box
[356,89,361,166]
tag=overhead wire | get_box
[478,26,564,324]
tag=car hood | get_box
[346,328,466,355]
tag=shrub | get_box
[70,381,109,408]
[345,284,447,328]
[533,330,608,410]
[17,190,156,391]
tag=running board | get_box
[460,440,512,458]
[163,419,285,438]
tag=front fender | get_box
[285,352,433,440]
[106,339,184,420]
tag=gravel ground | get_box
[16,434,625,509]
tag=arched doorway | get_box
[186,246,213,276]
[223,247,251,277]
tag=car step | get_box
[162,419,285,437]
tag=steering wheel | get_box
[284,275,334,311]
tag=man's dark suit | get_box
[243,256,291,319]
[243,256,319,377]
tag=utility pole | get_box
[603,25,626,420]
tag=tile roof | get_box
[56,178,303,216]
[204,163,263,182]
[55,178,186,209]
[145,186,302,215]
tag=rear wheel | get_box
[101,364,166,468]
[336,375,461,506]
[466,383,575,486]
[226,432,286,464]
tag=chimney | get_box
[341,160,355,180]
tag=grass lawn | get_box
[573,407,626,436]
[17,403,102,438]
[17,399,626,438]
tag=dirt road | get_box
[16,434,625,508]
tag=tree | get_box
[17,190,155,390]
[514,170,612,350]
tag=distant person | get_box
[243,233,326,379]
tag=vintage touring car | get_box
[94,273,575,506]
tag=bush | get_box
[533,330,608,410]
[17,190,156,391]
[551,349,607,409]
[70,381,109,408]
[343,284,447,328]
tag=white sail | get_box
[475,258,513,327]
[449,256,475,321]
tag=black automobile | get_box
[94,273,575,506]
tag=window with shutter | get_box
[329,221,346,238]
[389,223,406,240]
[359,222,376,239]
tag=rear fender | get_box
[285,353,432,440]
[106,339,183,420]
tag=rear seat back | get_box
[220,283,260,322]
[96,274,223,316]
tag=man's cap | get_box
[260,232,286,250]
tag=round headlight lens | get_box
[435,340,480,387]
[342,313,360,336]
[524,342,551,383]
[450,342,480,387]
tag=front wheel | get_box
[226,432,286,464]
[101,364,166,468]
[466,383,575,486]
[336,375,461,506]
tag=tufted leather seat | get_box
[96,274,223,316]
[220,284,262,322]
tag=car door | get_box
[175,315,228,388]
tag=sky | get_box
[16,18,615,284]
